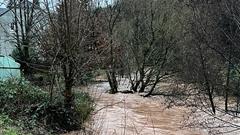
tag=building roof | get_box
[0,55,20,68]
[0,55,21,79]
[0,8,10,17]
[0,8,8,14]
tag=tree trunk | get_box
[64,79,73,108]
[225,43,232,112]
[139,83,146,93]
[62,62,74,108]
[111,71,118,93]
[130,80,137,92]
[106,26,118,94]
[106,71,118,94]
[131,80,140,92]
[138,67,145,92]
[206,83,216,114]
[198,44,216,114]
[144,78,159,97]
[225,62,231,112]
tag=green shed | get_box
[0,55,21,79]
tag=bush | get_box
[44,92,94,133]
[78,71,94,85]
[0,78,94,134]
[0,78,48,116]
[75,92,94,122]
[0,114,23,135]
[0,78,50,134]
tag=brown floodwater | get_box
[64,82,207,135]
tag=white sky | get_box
[0,0,114,8]
[0,0,56,8]
[0,0,7,7]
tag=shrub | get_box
[0,78,94,134]
[78,71,94,85]
[2,128,19,135]
[44,92,94,133]
[0,114,23,135]
[0,78,50,134]
[0,78,48,116]
[75,92,94,123]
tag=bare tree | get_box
[118,0,178,95]
[99,0,122,94]
[185,0,240,114]
[42,0,97,107]
[8,0,45,77]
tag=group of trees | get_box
[181,0,240,115]
[6,0,44,77]
[41,0,98,107]
[100,0,240,117]
[120,0,180,96]
[4,0,176,107]
[4,0,240,120]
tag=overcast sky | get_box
[0,0,113,8]
[0,0,7,8]
[0,0,55,8]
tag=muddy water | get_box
[86,82,207,135]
